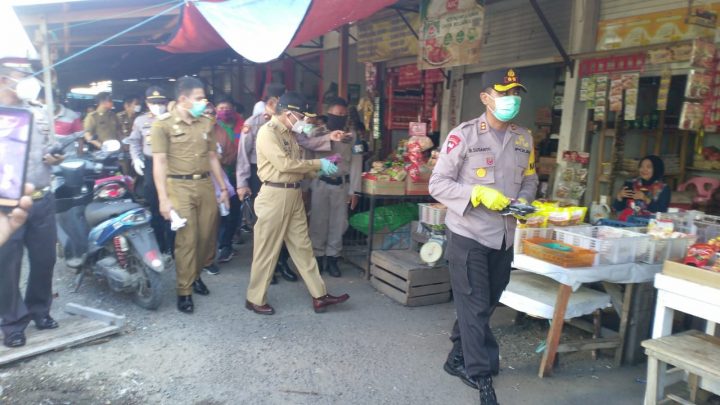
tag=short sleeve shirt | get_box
[150,110,216,175]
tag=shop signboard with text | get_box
[357,10,419,63]
[418,0,484,70]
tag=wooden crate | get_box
[370,250,451,307]
[663,260,720,290]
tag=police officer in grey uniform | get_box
[126,86,173,254]
[308,96,361,277]
[430,69,538,405]
[0,61,63,348]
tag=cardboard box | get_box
[362,178,405,196]
[537,156,557,176]
[662,260,720,289]
[406,172,430,195]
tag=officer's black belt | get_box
[168,172,210,180]
[264,181,301,189]
[319,175,349,186]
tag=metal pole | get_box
[338,25,349,99]
[40,15,56,139]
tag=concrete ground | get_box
[1,240,651,405]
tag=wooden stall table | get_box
[642,271,720,404]
[507,254,662,377]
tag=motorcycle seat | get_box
[85,200,143,228]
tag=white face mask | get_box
[9,76,43,102]
[149,104,167,116]
[133,104,142,113]
[288,113,305,134]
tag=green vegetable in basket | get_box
[540,242,572,252]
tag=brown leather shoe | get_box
[245,300,275,315]
[312,293,350,313]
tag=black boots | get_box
[326,256,341,278]
[443,342,479,390]
[275,259,298,282]
[477,375,498,405]
[316,256,326,273]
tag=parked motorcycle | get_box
[53,139,165,310]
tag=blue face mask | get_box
[189,100,207,118]
[490,95,521,122]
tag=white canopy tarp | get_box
[1,3,39,61]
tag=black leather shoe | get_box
[271,274,278,285]
[192,278,210,295]
[443,345,479,390]
[326,256,341,278]
[3,331,26,348]
[316,256,326,274]
[177,295,194,313]
[478,375,498,405]
[276,261,298,282]
[35,315,59,330]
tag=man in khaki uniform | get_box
[245,92,349,316]
[116,95,141,175]
[151,76,229,314]
[83,91,120,150]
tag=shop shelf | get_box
[554,226,650,265]
[521,238,597,268]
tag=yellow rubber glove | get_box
[471,185,511,211]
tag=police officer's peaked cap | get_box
[277,92,316,117]
[145,86,169,102]
[482,68,527,92]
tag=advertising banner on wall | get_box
[357,10,419,63]
[418,0,484,70]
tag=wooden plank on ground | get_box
[0,316,122,367]
[557,337,621,353]
[65,303,126,327]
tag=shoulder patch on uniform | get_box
[157,112,171,120]
[446,134,461,153]
[480,121,487,131]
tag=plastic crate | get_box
[514,227,555,254]
[598,219,637,228]
[627,216,652,225]
[522,238,597,268]
[554,226,650,265]
[418,203,447,225]
[641,235,698,264]
[694,216,720,243]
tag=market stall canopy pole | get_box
[158,0,399,63]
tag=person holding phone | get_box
[613,155,671,221]
[0,60,64,348]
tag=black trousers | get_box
[0,194,57,336]
[446,230,513,379]
[144,158,175,254]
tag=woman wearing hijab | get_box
[613,155,671,220]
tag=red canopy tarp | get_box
[159,0,398,61]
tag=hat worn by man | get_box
[277,91,316,117]
[481,68,527,92]
[145,86,168,103]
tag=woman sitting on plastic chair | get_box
[613,155,671,221]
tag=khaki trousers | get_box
[167,178,218,296]
[309,179,349,257]
[247,186,327,305]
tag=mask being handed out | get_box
[326,113,348,131]
[149,104,167,116]
[188,100,207,118]
[489,95,521,122]
[11,76,43,102]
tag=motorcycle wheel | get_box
[128,255,164,310]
